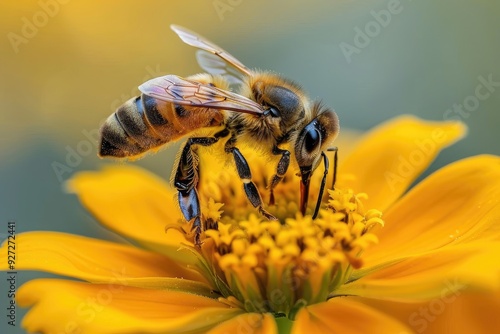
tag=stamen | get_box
[192,187,384,317]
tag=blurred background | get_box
[1,0,499,332]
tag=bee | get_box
[99,25,339,245]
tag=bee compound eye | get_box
[304,128,321,153]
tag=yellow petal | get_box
[18,279,243,334]
[357,291,500,334]
[338,115,466,211]
[292,298,413,334]
[207,313,277,334]
[340,242,500,301]
[364,155,500,268]
[0,231,204,284]
[67,165,195,263]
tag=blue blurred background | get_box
[1,0,499,332]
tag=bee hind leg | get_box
[177,188,202,246]
[174,131,228,246]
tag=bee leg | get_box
[329,146,338,190]
[174,131,229,246]
[177,187,202,246]
[268,146,290,206]
[225,143,278,221]
[311,147,338,219]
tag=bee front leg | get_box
[268,146,290,206]
[225,142,277,221]
[312,147,338,219]
[174,131,228,246]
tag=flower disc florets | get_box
[188,187,384,318]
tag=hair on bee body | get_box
[99,25,339,245]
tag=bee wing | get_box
[196,50,246,87]
[139,75,265,115]
[171,24,252,76]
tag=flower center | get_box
[175,151,384,318]
[195,192,382,318]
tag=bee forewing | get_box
[196,50,246,87]
[171,24,252,76]
[139,75,265,115]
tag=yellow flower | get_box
[2,115,500,333]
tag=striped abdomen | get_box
[99,94,225,158]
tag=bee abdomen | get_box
[142,94,181,139]
[99,96,165,158]
[99,90,222,158]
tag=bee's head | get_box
[294,103,339,215]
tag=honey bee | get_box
[99,25,339,245]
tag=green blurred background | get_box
[1,0,499,332]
